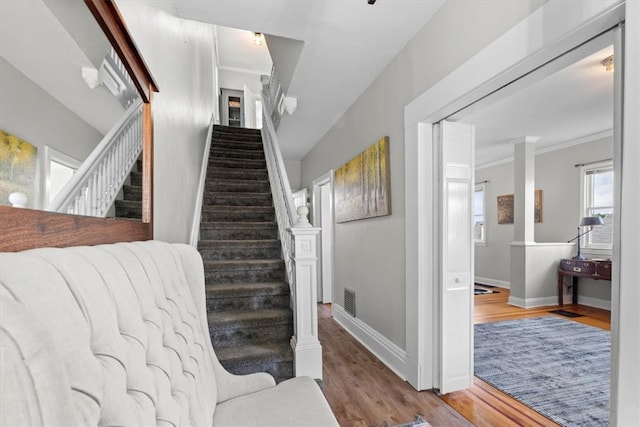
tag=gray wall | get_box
[0,57,102,209]
[117,1,217,243]
[476,136,613,303]
[300,1,545,349]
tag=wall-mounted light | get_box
[254,32,263,47]
[601,55,614,72]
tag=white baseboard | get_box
[474,276,510,289]
[578,296,611,310]
[508,295,557,308]
[332,304,407,380]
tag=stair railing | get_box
[261,77,323,380]
[260,104,297,285]
[47,98,143,217]
[190,115,215,247]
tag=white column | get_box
[509,136,539,306]
[513,137,538,243]
[289,206,323,379]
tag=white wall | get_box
[219,69,263,94]
[0,57,102,209]
[116,1,217,243]
[476,136,613,304]
[300,0,545,349]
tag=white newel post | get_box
[289,206,323,379]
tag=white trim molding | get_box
[332,304,407,380]
[474,277,510,289]
[404,0,634,403]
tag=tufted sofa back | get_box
[0,241,219,426]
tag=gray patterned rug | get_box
[474,317,610,427]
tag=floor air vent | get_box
[344,288,356,317]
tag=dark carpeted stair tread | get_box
[123,184,142,201]
[204,259,285,271]
[198,239,280,248]
[215,342,293,363]
[129,171,143,186]
[212,141,264,152]
[205,281,289,297]
[206,180,271,193]
[207,168,268,180]
[203,192,273,207]
[200,205,275,222]
[208,308,292,327]
[206,282,290,312]
[115,199,142,219]
[198,240,281,260]
[210,147,266,160]
[199,221,276,229]
[215,342,294,383]
[209,158,266,169]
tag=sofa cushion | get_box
[213,376,339,427]
[0,241,218,426]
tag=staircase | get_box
[198,125,293,383]
[114,158,143,220]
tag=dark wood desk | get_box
[557,258,612,305]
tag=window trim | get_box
[579,160,613,257]
[474,183,486,246]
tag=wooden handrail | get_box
[84,0,158,103]
[85,0,158,226]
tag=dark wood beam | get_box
[0,207,152,252]
[84,0,159,102]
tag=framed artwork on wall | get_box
[0,130,37,208]
[335,136,391,223]
[497,189,542,224]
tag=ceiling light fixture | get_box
[601,55,614,72]
[254,32,263,47]
[368,0,377,4]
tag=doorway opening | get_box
[312,170,334,304]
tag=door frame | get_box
[405,3,638,423]
[312,170,335,303]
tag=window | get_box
[581,161,613,254]
[474,183,486,245]
[44,147,81,207]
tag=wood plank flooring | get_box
[319,285,611,426]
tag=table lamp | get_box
[567,216,604,260]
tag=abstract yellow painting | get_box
[335,136,391,223]
[0,130,37,207]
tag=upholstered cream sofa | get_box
[0,240,338,426]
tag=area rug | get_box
[372,415,430,427]
[474,317,610,427]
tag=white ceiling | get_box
[174,0,445,159]
[462,45,614,167]
[215,26,272,75]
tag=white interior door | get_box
[243,85,256,129]
[319,182,333,303]
[437,120,475,394]
[313,171,334,303]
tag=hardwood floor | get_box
[319,304,472,427]
[319,286,611,426]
